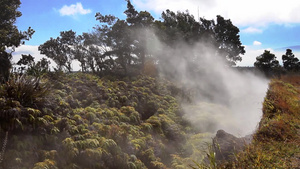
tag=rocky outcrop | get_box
[213,130,252,162]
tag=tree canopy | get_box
[254,50,281,76]
[38,0,245,76]
[0,0,34,82]
[282,49,299,71]
[155,10,245,65]
[39,30,78,72]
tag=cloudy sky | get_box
[14,0,300,66]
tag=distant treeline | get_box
[254,49,300,77]
[8,0,245,79]
[1,0,299,82]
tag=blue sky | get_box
[16,0,128,45]
[14,0,300,67]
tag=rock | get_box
[212,130,252,162]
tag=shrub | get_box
[0,74,49,107]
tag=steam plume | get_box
[152,38,269,136]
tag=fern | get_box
[33,159,58,169]
[103,139,117,149]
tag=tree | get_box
[17,54,35,73]
[88,2,244,77]
[95,11,137,75]
[30,58,50,76]
[282,49,299,71]
[156,11,245,65]
[254,50,281,76]
[77,28,115,74]
[39,30,77,72]
[0,0,34,83]
[17,54,50,77]
[109,20,135,74]
[215,15,245,65]
[125,0,155,68]
[92,1,156,75]
[158,10,200,46]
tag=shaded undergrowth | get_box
[0,72,210,169]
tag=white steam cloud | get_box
[150,35,269,136]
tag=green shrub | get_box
[0,74,49,107]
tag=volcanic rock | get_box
[213,130,252,162]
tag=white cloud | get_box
[237,46,300,66]
[13,45,44,63]
[132,0,300,27]
[253,41,262,46]
[241,27,263,34]
[12,45,81,71]
[12,45,57,69]
[59,2,91,16]
[236,47,263,66]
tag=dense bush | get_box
[0,74,49,107]
[0,73,206,169]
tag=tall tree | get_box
[39,30,77,72]
[125,0,155,68]
[215,15,245,65]
[109,20,135,74]
[79,25,115,74]
[90,2,245,77]
[254,50,280,76]
[0,0,34,82]
[282,49,299,71]
[158,10,199,46]
[156,11,245,65]
[95,11,138,75]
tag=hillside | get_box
[1,72,299,169]
[0,73,212,169]
[221,75,300,168]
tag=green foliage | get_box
[36,0,244,77]
[17,54,50,77]
[1,72,209,168]
[0,0,34,83]
[39,30,77,72]
[33,159,58,169]
[0,74,52,132]
[1,1,248,168]
[0,74,48,107]
[254,50,282,77]
[16,54,35,73]
[282,49,300,72]
[157,10,244,66]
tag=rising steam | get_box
[150,36,269,136]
